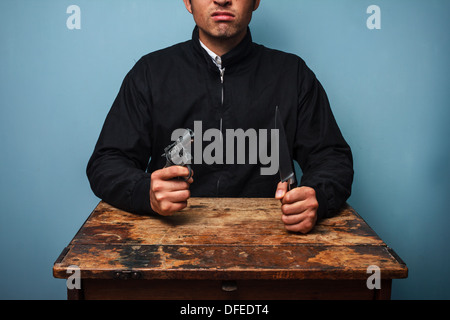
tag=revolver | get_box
[162,129,194,181]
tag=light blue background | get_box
[1,0,449,299]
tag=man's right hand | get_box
[150,166,193,216]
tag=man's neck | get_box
[198,28,247,57]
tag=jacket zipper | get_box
[220,68,225,104]
[217,67,225,196]
[219,68,225,141]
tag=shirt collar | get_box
[199,40,223,70]
[191,26,253,70]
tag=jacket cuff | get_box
[131,174,154,215]
[313,187,328,221]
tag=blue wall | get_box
[1,0,449,299]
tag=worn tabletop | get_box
[53,198,407,281]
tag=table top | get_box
[53,198,408,281]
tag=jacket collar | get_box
[191,25,254,70]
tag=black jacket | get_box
[87,27,353,220]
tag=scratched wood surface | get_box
[53,198,408,281]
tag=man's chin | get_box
[211,25,245,40]
[212,26,236,39]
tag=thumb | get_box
[275,181,288,200]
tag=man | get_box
[87,0,353,234]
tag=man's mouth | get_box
[211,11,235,22]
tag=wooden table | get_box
[53,198,407,300]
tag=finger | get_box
[281,212,305,225]
[281,209,317,234]
[151,178,191,194]
[281,201,308,216]
[155,166,191,181]
[275,181,288,200]
[284,218,316,234]
[153,188,190,204]
[164,189,191,203]
[158,201,188,216]
[282,186,316,204]
[282,198,318,219]
[166,179,191,191]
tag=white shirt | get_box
[199,40,224,72]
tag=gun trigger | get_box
[183,165,193,182]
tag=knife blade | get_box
[275,106,296,190]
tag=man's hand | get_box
[150,166,193,216]
[275,183,318,234]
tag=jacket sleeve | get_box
[86,59,154,215]
[293,62,354,220]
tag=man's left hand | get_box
[275,183,318,234]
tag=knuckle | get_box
[284,220,315,234]
[152,181,163,192]
[307,199,319,211]
[160,202,171,213]
[305,213,314,223]
[150,171,159,180]
[154,192,165,202]
[302,221,313,232]
[281,204,290,215]
[306,187,316,198]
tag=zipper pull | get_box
[220,68,225,83]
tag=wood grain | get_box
[53,198,407,282]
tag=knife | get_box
[275,106,296,190]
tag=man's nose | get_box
[214,0,231,7]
